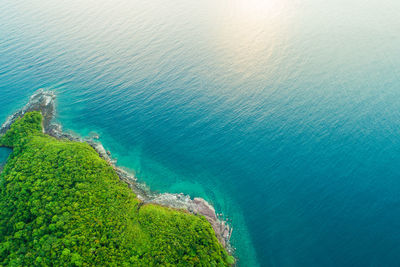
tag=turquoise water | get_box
[1,0,400,266]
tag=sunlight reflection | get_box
[233,0,287,20]
[211,0,290,77]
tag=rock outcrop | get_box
[0,90,56,135]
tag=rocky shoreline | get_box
[0,89,233,253]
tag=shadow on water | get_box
[0,147,12,170]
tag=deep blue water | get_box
[1,0,400,266]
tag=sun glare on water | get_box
[211,0,290,76]
[233,0,287,19]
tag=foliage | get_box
[0,112,42,148]
[0,112,231,266]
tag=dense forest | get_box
[0,112,234,266]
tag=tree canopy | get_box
[0,112,233,266]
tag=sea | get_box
[1,0,400,266]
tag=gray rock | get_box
[0,89,55,135]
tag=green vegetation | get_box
[0,112,232,266]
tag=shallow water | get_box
[1,0,400,266]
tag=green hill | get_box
[0,112,233,266]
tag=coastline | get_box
[0,89,234,255]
